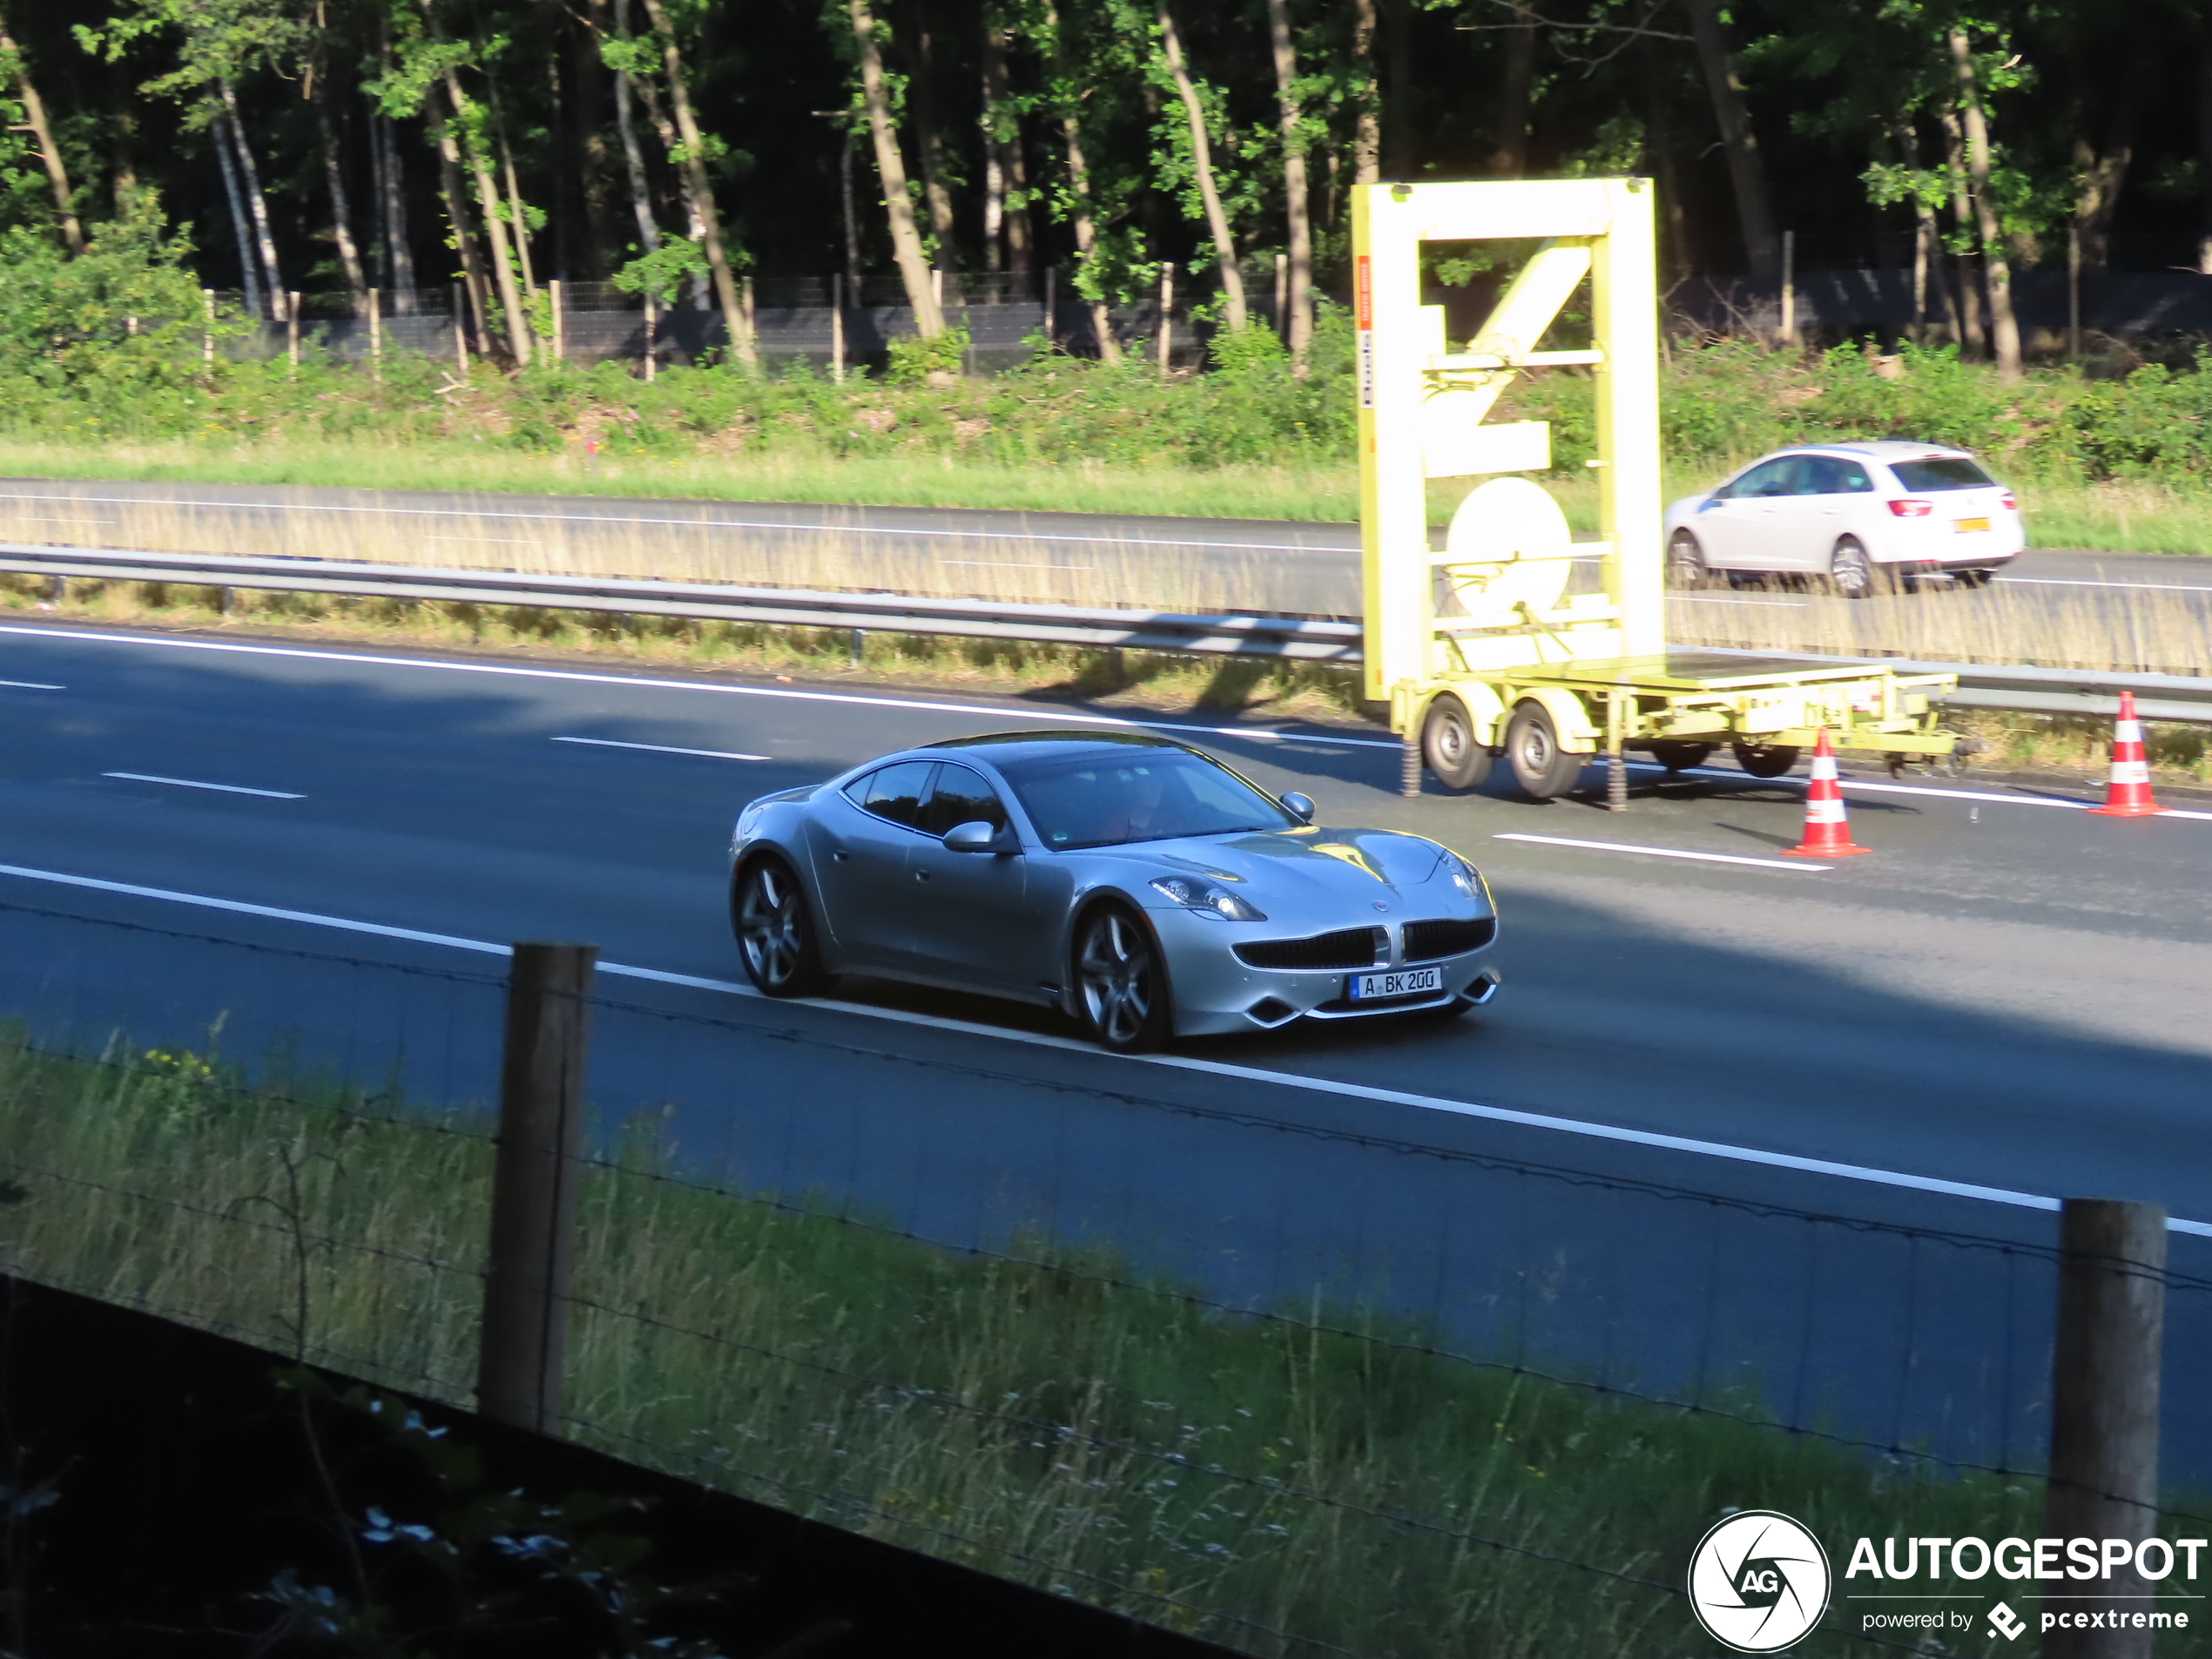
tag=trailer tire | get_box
[1505,700,1588,801]
[1731,740,1801,778]
[1649,741,1715,772]
[1421,694,1494,792]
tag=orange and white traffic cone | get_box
[2087,690,2166,817]
[1781,727,1870,858]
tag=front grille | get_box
[1401,917,1497,962]
[1234,926,1386,971]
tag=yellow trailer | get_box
[1353,178,1955,806]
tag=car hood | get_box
[1098,827,1482,912]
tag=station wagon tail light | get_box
[2000,492,2017,511]
[1887,498,1933,518]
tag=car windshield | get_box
[1889,456,1995,491]
[996,749,1295,850]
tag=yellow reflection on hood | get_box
[1309,840,1389,884]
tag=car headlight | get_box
[1438,855,1490,905]
[1150,875,1267,921]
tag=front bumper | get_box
[1147,907,1502,1037]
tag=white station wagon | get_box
[1663,442,2023,598]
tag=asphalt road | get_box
[0,476,2204,622]
[3,620,2209,1477]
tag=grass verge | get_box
[5,1027,2181,1658]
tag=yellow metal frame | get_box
[1352,178,1661,705]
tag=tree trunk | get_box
[1042,0,1116,361]
[1264,0,1311,355]
[427,104,496,354]
[1891,114,1949,347]
[1157,0,1246,330]
[310,76,369,310]
[848,0,945,335]
[1350,0,1379,185]
[220,80,287,317]
[1681,0,1777,280]
[1939,109,1986,357]
[2072,56,2145,272]
[570,3,619,279]
[626,65,710,307]
[981,22,1032,281]
[212,111,264,320]
[1383,0,1410,178]
[0,19,84,254]
[905,0,957,273]
[1949,27,2020,379]
[496,124,537,296]
[638,0,758,367]
[375,111,419,313]
[1489,2,1535,178]
[442,69,534,363]
[610,0,661,260]
[2199,28,2212,275]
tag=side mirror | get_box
[942,819,999,853]
[1279,792,1316,825]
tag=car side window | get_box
[1800,456,1848,495]
[918,763,1011,837]
[1731,457,1797,498]
[847,760,936,828]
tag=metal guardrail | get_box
[3,543,2207,721]
[0,543,1363,663]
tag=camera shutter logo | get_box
[1687,1510,1831,1653]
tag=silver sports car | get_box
[727,730,1501,1051]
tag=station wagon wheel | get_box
[1073,903,1171,1053]
[1666,529,1709,590]
[1503,700,1588,802]
[1830,536,1886,601]
[732,855,832,997]
[1421,693,1494,792]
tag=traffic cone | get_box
[1781,727,1870,858]
[2087,690,2165,817]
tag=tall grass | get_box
[4,1026,2197,1657]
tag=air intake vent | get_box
[1234,927,1386,971]
[1401,917,1497,962]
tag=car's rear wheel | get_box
[1667,529,1710,590]
[1421,693,1494,792]
[1072,904,1171,1053]
[732,855,833,997]
[1649,741,1716,772]
[1830,536,1887,601]
[1731,740,1802,779]
[1504,700,1587,801]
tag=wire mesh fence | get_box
[3,894,2209,1655]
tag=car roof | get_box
[919,730,1190,765]
[1777,441,1977,462]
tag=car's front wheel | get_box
[732,855,833,997]
[1830,536,1887,601]
[1072,903,1171,1053]
[1667,529,1710,590]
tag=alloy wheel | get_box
[738,862,804,988]
[1076,909,1160,1048]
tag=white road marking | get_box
[936,558,1094,570]
[425,535,545,546]
[101,771,304,799]
[2,855,2204,1235]
[9,516,118,527]
[0,623,1402,748]
[1637,759,2212,823]
[0,489,1352,556]
[0,679,62,690]
[1493,832,1829,871]
[2002,576,2212,595]
[1670,595,1809,608]
[555,735,771,761]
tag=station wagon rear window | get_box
[1888,456,1995,491]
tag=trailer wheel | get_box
[1421,694,1494,792]
[1649,742,1715,772]
[1731,740,1801,778]
[1504,701,1587,801]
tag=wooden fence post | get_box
[368,287,382,382]
[1157,262,1175,376]
[2045,1197,2167,1659]
[202,288,215,368]
[477,941,597,1435]
[1779,231,1796,349]
[1042,266,1055,349]
[831,273,846,383]
[453,283,469,378]
[644,289,658,382]
[549,278,564,365]
[2068,226,2082,361]
[287,292,302,372]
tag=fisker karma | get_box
[727,730,1501,1051]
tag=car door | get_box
[803,759,938,966]
[1791,455,1857,572]
[1693,456,1801,570]
[903,762,1048,995]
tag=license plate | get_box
[1348,966,1445,1001]
[1954,517,1990,533]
